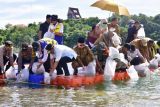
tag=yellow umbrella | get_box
[91,0,130,16]
[118,5,130,16]
[91,0,118,13]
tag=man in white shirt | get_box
[32,38,57,73]
[45,44,77,76]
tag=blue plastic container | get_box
[28,74,44,88]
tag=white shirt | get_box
[54,45,77,62]
[127,49,143,61]
[48,22,64,33]
[43,31,55,39]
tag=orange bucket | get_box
[62,77,73,87]
[94,74,104,84]
[82,76,95,85]
[0,74,6,85]
[112,71,130,81]
[71,76,83,87]
[56,76,66,86]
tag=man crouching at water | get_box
[0,41,17,74]
[72,37,95,75]
[45,44,77,76]
[17,43,36,74]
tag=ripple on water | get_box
[1,73,160,106]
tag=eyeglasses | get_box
[103,22,107,24]
[80,45,84,47]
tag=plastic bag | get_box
[104,57,117,80]
[85,60,96,76]
[16,68,29,82]
[119,53,128,65]
[112,32,121,47]
[32,62,45,74]
[44,72,51,84]
[134,63,149,75]
[137,25,145,39]
[127,65,139,80]
[149,54,160,69]
[109,47,120,59]
[76,60,96,76]
[5,67,17,79]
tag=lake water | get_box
[1,72,160,107]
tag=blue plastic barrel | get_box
[28,74,44,88]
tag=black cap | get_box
[77,37,85,43]
[51,15,58,21]
[32,41,39,51]
[4,41,13,46]
[22,43,28,50]
[46,14,51,19]
[45,44,53,51]
[123,43,130,50]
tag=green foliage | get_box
[0,14,160,49]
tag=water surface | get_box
[0,74,160,107]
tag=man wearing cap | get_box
[0,41,17,74]
[38,14,51,40]
[48,15,64,44]
[72,37,95,75]
[45,44,77,76]
[32,38,57,73]
[17,43,36,74]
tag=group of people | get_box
[0,16,160,82]
[38,14,64,44]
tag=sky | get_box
[0,0,159,28]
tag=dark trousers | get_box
[56,56,74,76]
[43,54,50,73]
[17,58,31,70]
[0,53,17,74]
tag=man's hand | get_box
[38,59,44,64]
